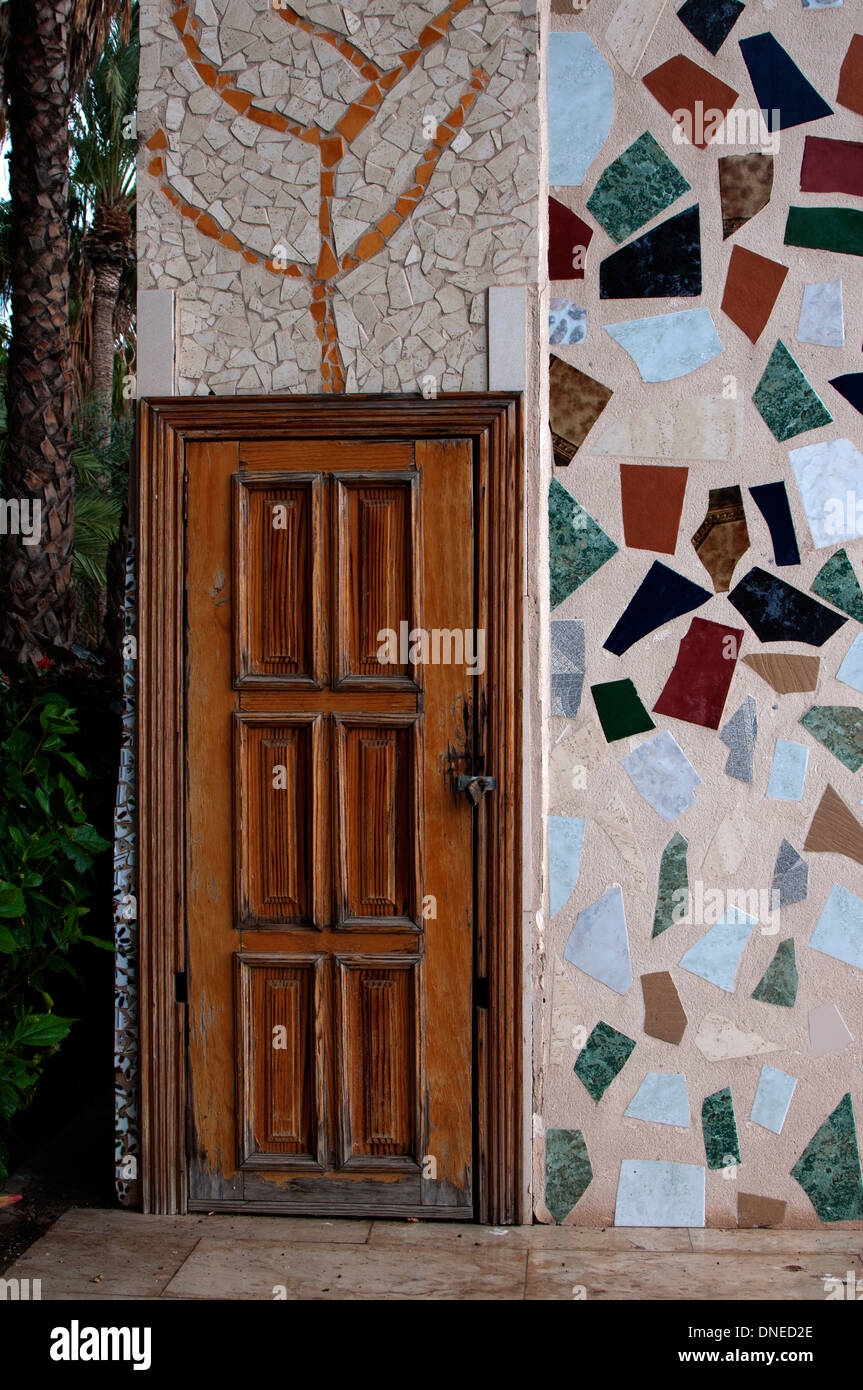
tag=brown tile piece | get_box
[552,0,590,11]
[642,56,739,150]
[721,246,789,344]
[691,485,750,591]
[805,784,863,867]
[642,971,688,1044]
[620,465,688,555]
[738,1193,787,1229]
[742,652,820,694]
[837,34,863,119]
[549,354,613,465]
[718,153,773,239]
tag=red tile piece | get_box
[720,245,788,344]
[800,135,863,196]
[620,465,688,555]
[653,616,744,729]
[549,196,594,281]
[642,56,739,150]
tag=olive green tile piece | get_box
[751,938,798,1008]
[752,341,833,443]
[545,1128,594,1224]
[591,678,655,744]
[549,478,619,611]
[811,548,863,623]
[800,705,863,772]
[573,1020,636,1102]
[702,1086,741,1170]
[785,206,863,258]
[791,1092,863,1222]
[652,832,689,939]
[586,131,691,245]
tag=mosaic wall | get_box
[540,1,863,1227]
[138,0,538,394]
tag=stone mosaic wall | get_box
[540,0,863,1229]
[138,0,538,394]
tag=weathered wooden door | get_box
[138,395,522,1223]
[185,430,481,1217]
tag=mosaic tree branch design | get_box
[148,0,490,391]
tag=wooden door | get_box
[184,433,479,1216]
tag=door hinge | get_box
[474,977,489,1009]
[174,970,187,1004]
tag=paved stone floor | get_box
[2,1208,862,1300]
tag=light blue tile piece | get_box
[750,1065,798,1134]
[678,906,757,992]
[621,730,701,821]
[837,633,863,695]
[604,308,723,383]
[766,738,809,801]
[802,0,841,8]
[548,33,613,187]
[614,1159,705,1227]
[808,883,863,972]
[625,1073,690,1127]
[798,281,844,347]
[789,438,863,549]
[550,299,587,345]
[564,884,633,994]
[549,816,585,918]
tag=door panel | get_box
[185,431,476,1216]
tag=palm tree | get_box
[72,5,138,444]
[0,0,132,665]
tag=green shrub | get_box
[0,671,112,1178]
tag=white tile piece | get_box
[625,1073,690,1127]
[564,884,633,994]
[701,807,753,879]
[605,308,723,383]
[614,1159,705,1227]
[809,1001,854,1058]
[605,0,670,76]
[590,394,742,460]
[766,739,809,801]
[550,299,587,345]
[621,730,701,821]
[789,438,863,548]
[750,1065,797,1134]
[488,286,526,391]
[678,907,757,993]
[808,883,863,972]
[548,816,585,918]
[693,1013,783,1060]
[797,281,844,347]
[137,289,176,397]
[836,632,863,695]
[548,33,613,186]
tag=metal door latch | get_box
[456,774,497,804]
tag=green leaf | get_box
[0,882,26,917]
[70,823,110,855]
[16,1015,76,1047]
[80,934,115,952]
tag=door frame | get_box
[135,393,524,1223]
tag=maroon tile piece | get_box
[549,196,594,281]
[800,135,863,196]
[653,616,744,729]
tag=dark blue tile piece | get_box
[604,561,712,657]
[739,33,833,132]
[728,567,848,645]
[677,0,744,57]
[600,206,701,300]
[748,482,801,566]
[829,372,863,418]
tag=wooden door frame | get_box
[135,393,524,1223]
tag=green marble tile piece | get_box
[573,1020,636,1102]
[752,341,833,443]
[785,206,863,258]
[811,548,863,623]
[751,938,799,1007]
[652,832,689,939]
[586,131,691,245]
[702,1086,741,1170]
[800,704,863,772]
[591,678,655,743]
[545,1128,594,1224]
[549,477,619,611]
[791,1092,863,1222]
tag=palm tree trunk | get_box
[90,262,121,446]
[1,0,76,663]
